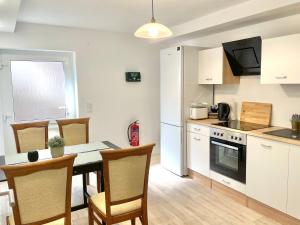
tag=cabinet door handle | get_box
[193,128,201,131]
[205,78,213,81]
[275,75,287,79]
[261,143,272,149]
[193,137,201,141]
[222,179,231,185]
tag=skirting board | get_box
[187,169,211,188]
[188,169,300,225]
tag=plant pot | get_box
[291,121,300,132]
[50,147,64,158]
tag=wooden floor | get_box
[0,155,280,225]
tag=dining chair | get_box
[0,154,77,225]
[56,118,90,146]
[88,144,155,225]
[56,118,99,190]
[11,121,49,153]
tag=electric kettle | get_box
[218,103,230,121]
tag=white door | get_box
[261,33,300,84]
[198,47,223,84]
[0,55,15,155]
[160,123,183,176]
[187,131,210,177]
[0,52,77,155]
[287,145,300,220]
[246,136,289,213]
[160,47,182,126]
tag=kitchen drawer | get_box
[187,123,210,136]
[210,170,246,194]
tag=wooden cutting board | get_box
[240,102,272,125]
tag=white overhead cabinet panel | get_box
[287,145,300,220]
[246,136,289,213]
[198,48,223,84]
[198,47,239,85]
[261,33,300,84]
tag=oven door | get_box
[210,137,246,183]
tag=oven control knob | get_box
[239,137,242,141]
[235,137,238,140]
[231,136,233,139]
[220,133,223,137]
[217,133,220,136]
[214,132,216,135]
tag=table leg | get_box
[96,171,101,193]
[100,164,105,192]
[82,173,88,207]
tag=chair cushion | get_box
[8,216,65,225]
[91,192,141,216]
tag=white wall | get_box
[214,76,300,127]
[0,22,161,154]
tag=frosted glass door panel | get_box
[11,61,66,121]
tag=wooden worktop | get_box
[187,119,300,146]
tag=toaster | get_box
[189,104,208,120]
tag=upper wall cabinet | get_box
[261,33,300,84]
[198,47,239,85]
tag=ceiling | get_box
[0,0,21,32]
[16,0,249,33]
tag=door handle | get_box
[193,137,201,141]
[222,179,231,185]
[205,78,213,81]
[275,76,287,79]
[193,128,201,131]
[2,115,13,123]
[261,143,272,149]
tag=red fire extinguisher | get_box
[127,120,139,146]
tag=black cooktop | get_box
[214,120,270,131]
[264,129,300,140]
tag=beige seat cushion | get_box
[8,216,65,225]
[91,192,141,216]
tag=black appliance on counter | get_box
[218,103,230,121]
[222,36,262,76]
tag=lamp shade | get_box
[134,21,173,39]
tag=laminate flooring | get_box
[0,155,280,225]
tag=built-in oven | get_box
[210,128,246,183]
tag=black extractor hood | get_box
[222,36,262,76]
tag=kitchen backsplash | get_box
[214,76,300,128]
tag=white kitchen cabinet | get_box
[287,145,300,220]
[198,47,239,85]
[261,33,300,84]
[187,125,210,177]
[246,136,289,212]
[187,123,210,136]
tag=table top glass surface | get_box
[4,141,111,166]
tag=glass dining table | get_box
[0,140,120,211]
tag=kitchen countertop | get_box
[187,119,300,146]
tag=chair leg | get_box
[86,173,90,185]
[96,171,101,192]
[88,201,93,225]
[142,210,148,225]
[64,215,71,225]
[131,218,136,225]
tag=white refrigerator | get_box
[160,46,213,176]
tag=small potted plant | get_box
[48,136,65,158]
[291,114,300,132]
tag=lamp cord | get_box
[151,0,155,22]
